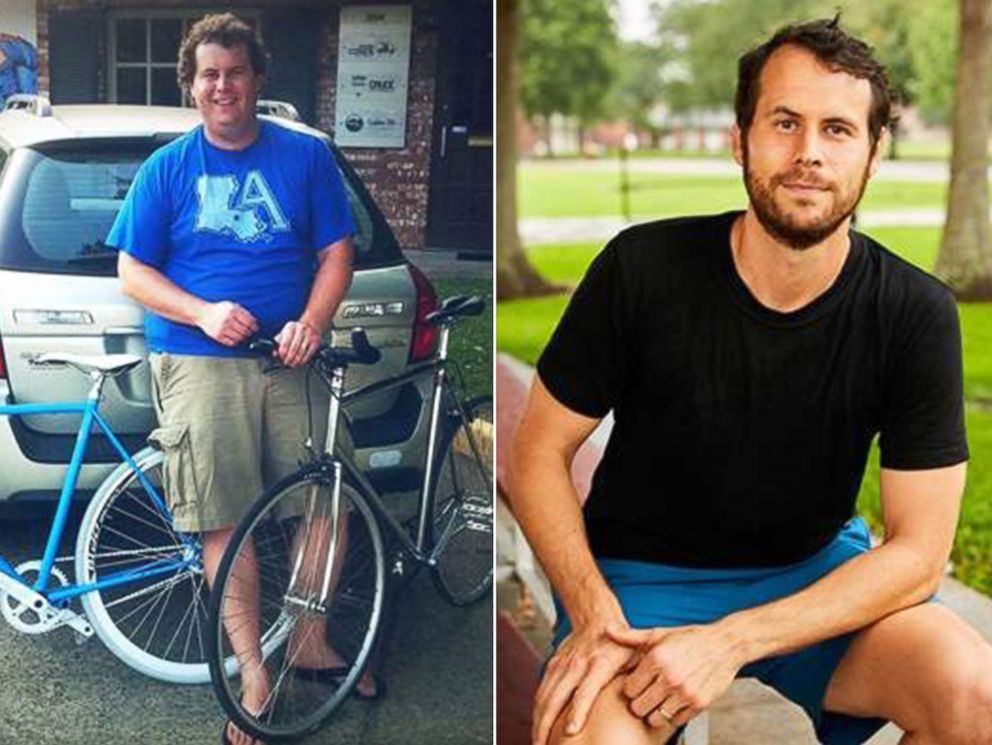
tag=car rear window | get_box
[0,136,401,277]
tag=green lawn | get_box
[858,407,992,596]
[518,165,950,218]
[433,277,492,399]
[497,228,992,595]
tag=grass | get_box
[518,164,950,219]
[497,227,992,594]
[433,277,492,400]
[857,407,992,596]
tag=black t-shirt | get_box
[537,211,968,568]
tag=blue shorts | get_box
[551,517,891,745]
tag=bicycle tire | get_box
[75,446,218,684]
[429,394,493,606]
[207,467,386,742]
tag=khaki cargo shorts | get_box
[148,352,347,533]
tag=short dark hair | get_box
[735,16,894,149]
[177,13,267,93]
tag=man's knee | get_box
[546,677,674,745]
[921,660,992,745]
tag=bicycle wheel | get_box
[429,394,493,605]
[207,468,386,742]
[75,446,215,684]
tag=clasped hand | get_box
[532,622,744,744]
[197,301,320,366]
[606,623,743,730]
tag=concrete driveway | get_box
[0,507,492,745]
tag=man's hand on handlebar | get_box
[275,320,322,367]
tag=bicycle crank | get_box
[0,560,93,638]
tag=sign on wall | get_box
[0,0,38,108]
[335,5,412,149]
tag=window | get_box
[1,140,161,277]
[109,12,258,106]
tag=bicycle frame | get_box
[314,323,490,568]
[0,374,195,607]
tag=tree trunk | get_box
[935,0,992,299]
[887,119,899,161]
[496,0,557,301]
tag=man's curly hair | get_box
[176,13,267,94]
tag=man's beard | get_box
[741,142,872,250]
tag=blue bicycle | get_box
[0,351,227,683]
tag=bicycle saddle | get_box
[33,352,143,376]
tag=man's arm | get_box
[118,251,258,345]
[721,463,964,657]
[276,236,354,366]
[507,378,635,744]
[610,462,965,729]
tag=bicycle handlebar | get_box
[247,328,381,368]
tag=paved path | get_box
[405,248,492,281]
[0,502,492,744]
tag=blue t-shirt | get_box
[107,120,354,356]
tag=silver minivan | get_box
[0,99,441,508]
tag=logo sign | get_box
[335,5,411,148]
[368,78,395,92]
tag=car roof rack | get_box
[3,93,53,117]
[256,99,301,122]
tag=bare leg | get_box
[823,603,992,744]
[547,676,675,745]
[286,503,377,697]
[203,527,270,745]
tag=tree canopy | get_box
[519,0,619,125]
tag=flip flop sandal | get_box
[221,719,267,745]
[291,666,386,700]
[221,703,273,745]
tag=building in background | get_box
[24,0,491,253]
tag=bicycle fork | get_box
[284,461,344,615]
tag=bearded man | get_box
[509,17,992,745]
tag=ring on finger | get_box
[655,704,674,722]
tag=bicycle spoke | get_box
[211,477,384,740]
[150,579,184,656]
[430,398,493,605]
[103,571,188,609]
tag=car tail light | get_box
[407,263,439,363]
[0,334,6,379]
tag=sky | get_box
[616,0,660,43]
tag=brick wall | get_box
[34,0,439,249]
[34,1,49,94]
[315,0,438,249]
